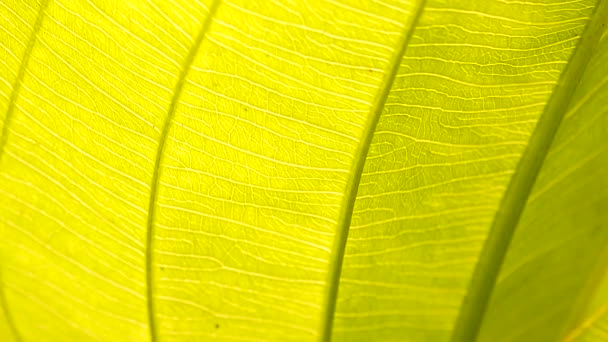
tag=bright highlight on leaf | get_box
[0,0,607,341]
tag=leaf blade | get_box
[479,7,608,340]
[0,0,606,341]
[336,1,596,341]
[150,0,417,339]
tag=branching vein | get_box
[144,1,222,341]
[318,1,428,341]
[451,1,608,340]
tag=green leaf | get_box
[0,0,606,341]
[477,13,608,342]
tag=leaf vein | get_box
[0,0,51,339]
[318,1,428,341]
[144,1,222,341]
[450,1,608,340]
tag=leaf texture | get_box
[0,0,607,341]
[480,11,608,341]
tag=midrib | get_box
[451,1,608,341]
[144,1,222,341]
[317,1,427,341]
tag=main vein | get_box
[317,1,427,341]
[451,1,608,341]
[145,1,221,341]
[0,0,51,340]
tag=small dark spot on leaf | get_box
[215,324,220,329]
[160,266,165,271]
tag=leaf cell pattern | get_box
[0,0,607,341]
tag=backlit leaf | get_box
[0,0,607,341]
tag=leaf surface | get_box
[478,6,608,341]
[0,0,607,341]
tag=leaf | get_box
[477,16,608,342]
[0,0,606,341]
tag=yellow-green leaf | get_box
[0,0,607,341]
